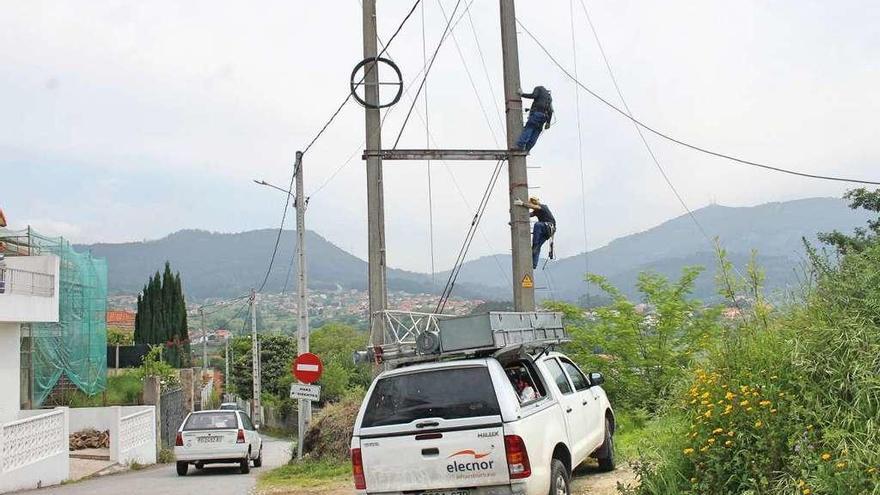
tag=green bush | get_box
[631,245,880,494]
[553,267,722,411]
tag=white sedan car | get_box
[174,409,263,475]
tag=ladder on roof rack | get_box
[357,310,569,368]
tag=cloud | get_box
[1,0,877,272]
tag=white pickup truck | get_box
[350,350,615,495]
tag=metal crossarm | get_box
[362,149,526,161]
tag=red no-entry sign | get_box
[292,353,323,384]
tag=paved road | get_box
[30,436,291,495]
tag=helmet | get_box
[528,196,540,205]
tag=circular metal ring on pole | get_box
[350,57,403,109]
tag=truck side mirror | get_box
[589,372,605,386]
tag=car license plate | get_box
[420,491,469,495]
[197,435,222,443]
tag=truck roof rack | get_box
[356,310,569,368]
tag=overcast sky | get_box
[3,1,878,273]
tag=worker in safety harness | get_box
[514,196,556,269]
[515,86,553,151]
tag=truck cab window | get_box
[559,359,590,391]
[543,358,573,395]
[504,362,544,404]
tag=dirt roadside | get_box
[258,465,637,495]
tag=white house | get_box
[0,254,69,493]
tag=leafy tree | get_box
[819,187,880,254]
[310,323,372,401]
[559,267,722,411]
[231,335,297,400]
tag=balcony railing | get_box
[0,267,55,297]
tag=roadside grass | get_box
[260,425,296,441]
[259,459,351,490]
[615,408,683,463]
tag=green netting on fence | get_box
[2,228,108,405]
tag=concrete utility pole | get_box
[293,151,312,460]
[499,0,536,311]
[363,0,387,347]
[224,336,230,399]
[249,288,261,424]
[200,307,207,368]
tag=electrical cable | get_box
[422,0,436,287]
[516,18,880,186]
[435,159,505,313]
[466,8,506,132]
[301,0,423,156]
[392,0,464,149]
[434,0,502,145]
[255,161,298,294]
[569,0,592,302]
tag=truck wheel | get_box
[240,457,251,474]
[597,418,615,472]
[253,447,263,467]
[176,461,188,476]
[549,458,570,495]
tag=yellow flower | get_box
[759,400,772,407]
[797,480,805,488]
[690,477,697,483]
[821,453,831,461]
[704,410,712,418]
[683,448,695,455]
[779,392,786,398]
[836,462,847,469]
[754,420,763,428]
[700,400,710,405]
[770,408,778,414]
[746,407,754,412]
[806,424,814,431]
[739,400,750,407]
[724,440,733,447]
[700,446,709,452]
[803,489,812,495]
[701,391,710,399]
[708,438,716,444]
[867,467,877,474]
[712,428,724,435]
[725,391,736,401]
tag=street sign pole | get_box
[292,352,324,457]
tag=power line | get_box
[392,0,465,149]
[436,159,505,313]
[466,8,505,132]
[516,18,880,186]
[569,0,592,294]
[301,0,423,156]
[573,0,712,243]
[435,0,502,145]
[422,0,436,287]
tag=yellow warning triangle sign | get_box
[521,274,534,288]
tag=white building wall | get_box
[0,323,20,423]
[0,255,59,323]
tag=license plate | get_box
[421,491,469,495]
[197,435,222,443]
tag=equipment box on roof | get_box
[439,311,566,353]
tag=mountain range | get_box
[77,197,872,303]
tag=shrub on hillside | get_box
[301,393,363,461]
[630,245,880,495]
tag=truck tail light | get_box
[351,447,367,490]
[236,429,246,443]
[175,432,183,446]
[504,435,531,479]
